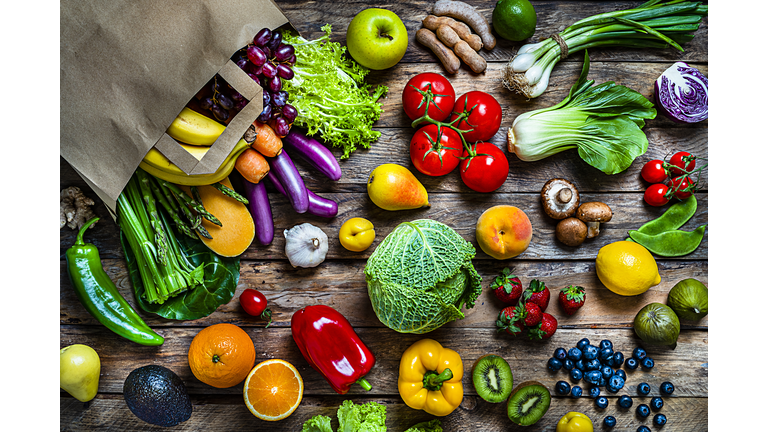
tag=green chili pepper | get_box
[65,217,164,346]
[628,224,707,257]
[627,196,697,241]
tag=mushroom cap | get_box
[555,217,588,247]
[541,178,580,219]
[577,202,613,223]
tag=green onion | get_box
[502,0,707,98]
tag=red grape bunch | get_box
[235,27,298,137]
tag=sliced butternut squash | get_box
[181,177,254,257]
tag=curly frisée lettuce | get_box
[280,25,388,159]
[364,219,482,334]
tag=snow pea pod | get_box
[628,224,707,257]
[627,196,697,241]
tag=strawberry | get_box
[523,279,551,312]
[491,268,523,305]
[528,313,558,340]
[559,285,586,315]
[519,301,542,327]
[495,306,523,336]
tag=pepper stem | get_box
[356,378,372,391]
[75,217,100,245]
[422,368,453,391]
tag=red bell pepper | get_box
[291,304,375,394]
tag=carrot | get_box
[235,148,270,184]
[250,121,283,157]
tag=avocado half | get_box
[123,365,192,427]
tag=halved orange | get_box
[243,359,303,421]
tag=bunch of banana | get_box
[166,107,226,146]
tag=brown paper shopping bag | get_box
[60,0,292,211]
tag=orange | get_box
[243,359,303,421]
[187,323,255,389]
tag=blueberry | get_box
[650,396,664,410]
[585,359,602,371]
[614,369,627,381]
[641,357,655,370]
[563,359,574,371]
[554,380,570,396]
[589,386,601,398]
[599,339,613,350]
[547,357,563,372]
[637,427,651,432]
[577,338,590,351]
[632,347,647,360]
[585,370,602,385]
[599,376,606,387]
[603,416,617,428]
[601,365,614,379]
[599,347,614,362]
[660,381,675,395]
[636,404,650,418]
[570,385,583,398]
[554,347,568,361]
[637,382,651,395]
[618,395,633,409]
[613,351,625,367]
[575,359,585,371]
[583,345,599,360]
[625,358,639,370]
[605,354,616,367]
[567,347,583,361]
[595,396,609,409]
[653,413,668,426]
[607,375,625,393]
[570,368,583,382]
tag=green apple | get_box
[60,344,101,402]
[346,8,408,70]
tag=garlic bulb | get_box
[284,223,329,268]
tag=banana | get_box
[166,107,227,146]
[140,139,251,186]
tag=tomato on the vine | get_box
[459,142,509,193]
[402,73,456,123]
[668,175,694,199]
[239,289,273,327]
[669,151,696,176]
[410,124,463,176]
[644,183,671,207]
[641,159,668,183]
[449,91,502,143]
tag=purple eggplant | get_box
[282,130,342,181]
[265,171,338,218]
[241,178,274,245]
[268,151,309,213]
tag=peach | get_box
[475,205,532,259]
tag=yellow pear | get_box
[60,344,101,402]
[367,164,429,211]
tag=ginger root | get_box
[61,186,97,230]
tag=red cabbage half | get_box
[654,62,708,123]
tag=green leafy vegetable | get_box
[281,24,388,159]
[301,415,334,432]
[365,219,482,334]
[301,400,386,432]
[508,51,656,175]
[404,420,443,432]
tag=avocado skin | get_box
[123,365,192,427]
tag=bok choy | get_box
[507,51,656,175]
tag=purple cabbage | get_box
[654,62,708,124]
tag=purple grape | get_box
[282,104,298,123]
[230,90,244,102]
[235,99,248,111]
[261,62,278,79]
[217,93,234,110]
[273,117,290,136]
[263,91,271,106]
[274,44,295,62]
[268,75,282,93]
[235,57,249,70]
[287,54,297,66]
[271,91,287,107]
[248,73,260,82]
[211,80,223,94]
[257,104,272,123]
[277,64,294,80]
[246,46,267,67]
[200,97,215,110]
[211,105,229,122]
[267,32,282,52]
[253,28,272,47]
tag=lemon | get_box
[596,241,661,296]
[492,0,537,42]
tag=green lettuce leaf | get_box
[337,400,386,432]
[404,420,443,432]
[302,415,334,432]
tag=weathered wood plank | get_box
[60,326,708,397]
[61,393,708,432]
[61,259,709,329]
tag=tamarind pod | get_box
[454,40,487,73]
[423,15,482,51]
[432,0,496,50]
[416,28,460,74]
[436,24,462,47]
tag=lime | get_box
[492,0,537,42]
[596,241,661,296]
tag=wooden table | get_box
[60,1,708,430]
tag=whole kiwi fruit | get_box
[506,380,551,426]
[472,354,514,403]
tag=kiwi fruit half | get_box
[506,380,551,426]
[472,354,514,403]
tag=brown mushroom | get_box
[577,202,613,238]
[556,217,588,246]
[541,178,580,219]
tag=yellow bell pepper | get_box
[398,338,463,417]
[339,217,376,252]
[556,412,594,432]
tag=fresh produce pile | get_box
[60,1,709,430]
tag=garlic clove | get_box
[284,223,329,268]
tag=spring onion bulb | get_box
[654,61,708,123]
[502,1,708,98]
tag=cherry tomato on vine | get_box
[459,142,509,193]
[402,73,456,123]
[641,159,668,183]
[239,289,273,327]
[449,91,502,143]
[668,175,694,199]
[644,183,671,207]
[669,151,696,176]
[410,124,463,176]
